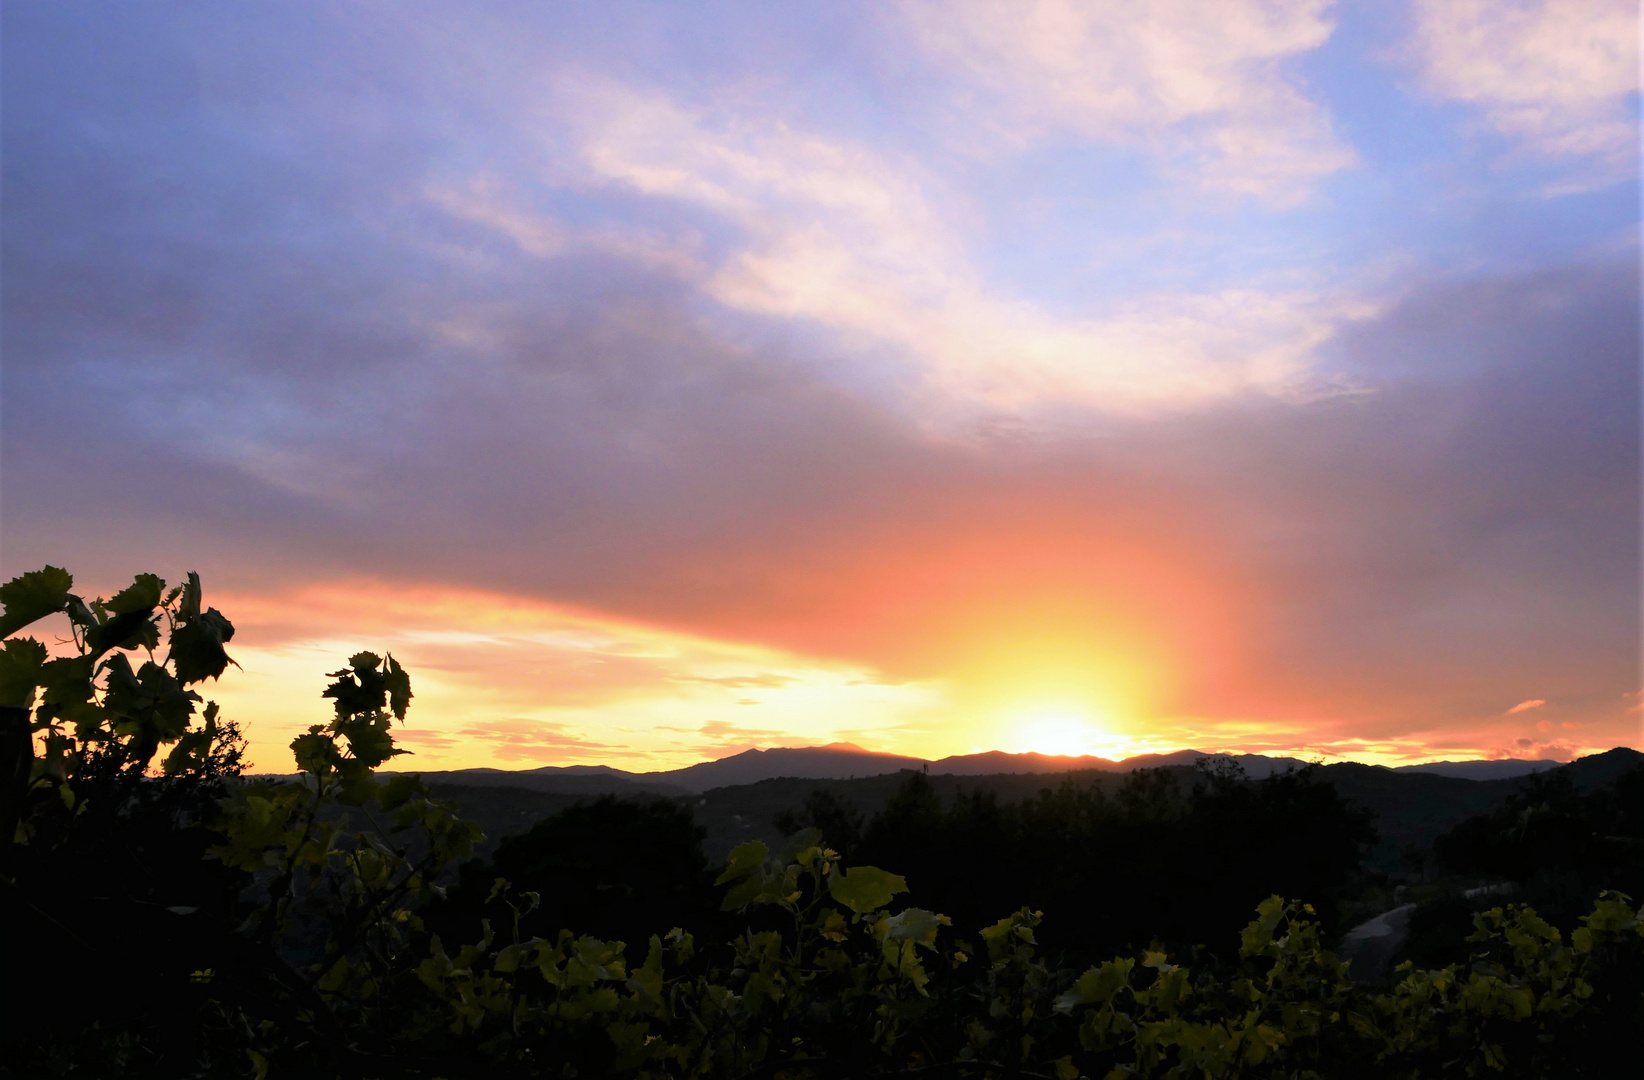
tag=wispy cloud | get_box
[445,718,621,762]
[898,0,1354,202]
[1506,697,1547,714]
[436,76,1367,421]
[1408,0,1638,191]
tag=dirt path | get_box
[1338,903,1415,985]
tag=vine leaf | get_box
[106,573,165,615]
[884,907,948,947]
[171,607,237,684]
[828,865,907,915]
[0,637,48,709]
[0,566,73,639]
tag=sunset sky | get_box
[3,1,1639,772]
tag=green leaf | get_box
[715,841,768,885]
[101,656,198,745]
[0,637,48,709]
[163,704,220,777]
[0,566,73,639]
[178,571,203,620]
[63,595,97,631]
[383,653,412,720]
[884,907,949,947]
[170,606,237,684]
[85,608,161,657]
[324,652,388,717]
[1240,895,1287,958]
[380,772,428,811]
[334,712,406,769]
[828,865,907,915]
[776,827,824,866]
[1056,957,1135,1012]
[334,758,381,805]
[38,655,97,713]
[292,726,342,776]
[106,573,164,615]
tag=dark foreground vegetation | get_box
[3,567,1641,1078]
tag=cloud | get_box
[898,0,1354,201]
[1506,737,1576,761]
[1408,0,1639,190]
[486,75,1366,420]
[452,718,621,762]
[682,674,798,689]
[694,720,796,746]
[1506,698,1547,714]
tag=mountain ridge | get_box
[385,744,1326,795]
[1390,758,1561,781]
[361,744,1642,797]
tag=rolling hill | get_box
[391,743,1316,795]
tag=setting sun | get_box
[1007,712,1118,759]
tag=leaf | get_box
[380,772,428,811]
[0,566,73,639]
[716,841,769,885]
[334,712,406,769]
[163,728,210,775]
[884,907,949,947]
[334,758,381,805]
[170,606,237,684]
[324,652,388,718]
[85,608,161,657]
[106,573,164,615]
[63,595,97,632]
[38,655,97,713]
[828,865,907,915]
[178,571,203,620]
[1056,957,1134,1011]
[1240,895,1287,958]
[0,637,48,709]
[292,726,342,776]
[100,656,198,746]
[776,827,824,866]
[383,653,412,720]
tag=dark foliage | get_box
[773,787,865,859]
[1,721,253,1075]
[1403,765,1644,969]
[1400,893,1480,970]
[429,796,723,947]
[844,762,1378,962]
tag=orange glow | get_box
[110,568,1633,775]
[202,579,949,774]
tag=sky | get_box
[2,0,1640,772]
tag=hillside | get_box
[394,743,1316,795]
[420,747,1644,866]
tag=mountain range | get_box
[385,742,1566,796]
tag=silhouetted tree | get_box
[774,787,865,858]
[849,763,1376,963]
[431,796,720,946]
